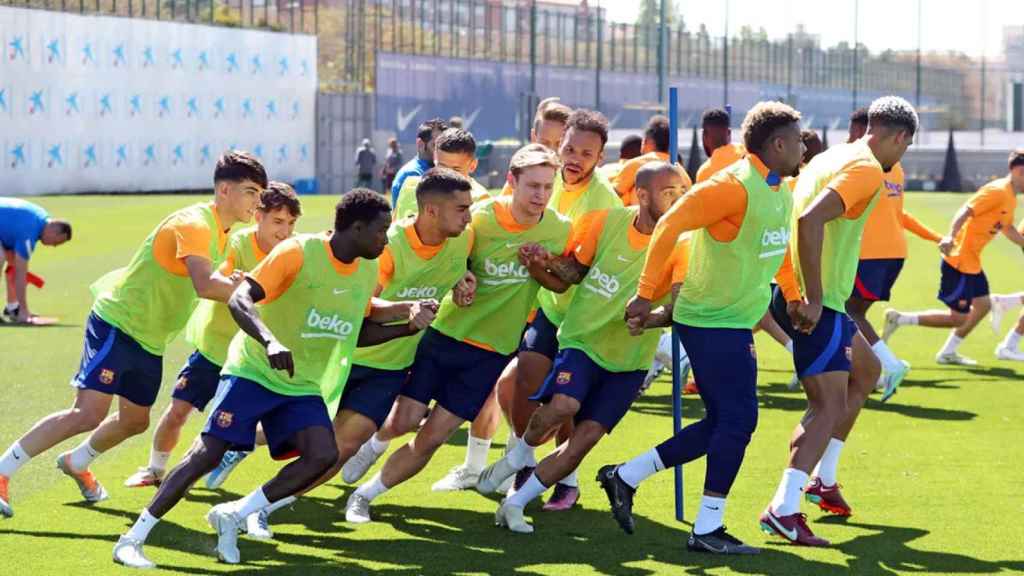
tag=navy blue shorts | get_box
[339,364,409,428]
[852,258,905,302]
[401,328,512,422]
[793,307,857,378]
[769,284,797,342]
[531,348,644,433]
[518,308,559,360]
[938,260,990,314]
[71,312,163,407]
[171,351,223,412]
[203,375,333,459]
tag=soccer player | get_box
[390,118,448,205]
[532,98,573,152]
[843,107,942,401]
[476,162,687,533]
[393,128,491,219]
[342,145,573,524]
[695,107,745,183]
[801,129,824,163]
[0,151,266,519]
[761,96,918,546]
[597,102,804,554]
[599,134,643,182]
[992,291,1024,360]
[112,190,425,568]
[613,115,692,205]
[123,183,302,489]
[435,110,622,509]
[0,197,72,323]
[883,148,1024,365]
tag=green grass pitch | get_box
[1,193,1022,575]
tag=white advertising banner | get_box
[0,7,316,194]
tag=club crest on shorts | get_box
[99,368,115,385]
[556,371,572,385]
[749,344,757,359]
[845,346,853,361]
[216,410,233,428]
[175,376,188,390]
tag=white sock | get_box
[369,433,389,455]
[694,495,726,535]
[870,340,902,373]
[232,487,271,519]
[813,438,844,487]
[463,434,491,473]
[940,333,963,356]
[558,468,579,487]
[617,448,665,489]
[148,450,171,475]
[507,472,548,508]
[126,509,160,543]
[770,468,808,516]
[68,439,101,472]
[0,442,30,477]
[897,313,919,326]
[784,340,794,353]
[507,437,537,470]
[263,495,297,516]
[1002,330,1023,351]
[354,472,389,502]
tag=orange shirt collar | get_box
[321,233,359,276]
[627,219,652,251]
[403,220,446,259]
[250,230,268,260]
[493,196,534,233]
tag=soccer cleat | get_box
[935,352,978,366]
[882,309,901,342]
[431,464,481,492]
[205,450,249,490]
[995,345,1024,362]
[345,492,372,524]
[508,466,536,497]
[880,360,911,403]
[124,467,163,488]
[640,361,664,394]
[495,499,534,534]
[596,464,636,535]
[476,455,520,495]
[804,477,852,516]
[206,504,242,564]
[112,535,156,569]
[687,526,761,555]
[542,483,579,512]
[56,453,109,503]
[990,298,1009,335]
[758,507,829,546]
[245,508,273,540]
[683,378,699,395]
[0,475,12,518]
[341,441,383,484]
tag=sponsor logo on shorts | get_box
[481,258,529,287]
[396,285,439,299]
[99,368,115,385]
[216,410,233,428]
[556,371,572,385]
[759,227,790,259]
[175,376,188,390]
[301,307,355,341]
[582,265,621,298]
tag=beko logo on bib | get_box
[583,265,621,298]
[482,258,529,286]
[301,308,354,340]
[396,286,439,299]
[759,227,790,259]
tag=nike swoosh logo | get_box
[397,105,422,132]
[768,514,798,541]
[333,289,349,295]
[462,107,481,131]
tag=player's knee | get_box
[336,436,365,462]
[307,444,340,476]
[547,395,579,420]
[122,414,151,436]
[163,405,191,428]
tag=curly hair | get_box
[566,108,610,147]
[260,181,302,217]
[335,188,392,232]
[740,102,802,154]
[868,96,919,136]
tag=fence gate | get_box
[317,92,375,196]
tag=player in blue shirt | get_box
[390,118,448,205]
[0,198,72,323]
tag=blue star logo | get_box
[186,96,199,117]
[253,144,263,158]
[226,52,239,73]
[265,99,277,118]
[198,50,209,70]
[171,48,183,69]
[82,42,95,65]
[47,39,61,62]
[299,143,309,162]
[9,37,25,60]
[47,144,63,167]
[0,89,7,112]
[276,144,288,162]
[142,46,155,67]
[200,144,211,164]
[112,44,126,67]
[291,100,300,119]
[251,54,262,74]
[241,98,253,118]
[99,93,112,116]
[84,144,97,167]
[129,94,142,116]
[158,96,171,117]
[213,97,225,118]
[144,144,157,165]
[278,56,289,76]
[10,143,26,168]
[172,144,185,164]
[29,90,45,114]
[116,144,128,166]
[65,92,80,115]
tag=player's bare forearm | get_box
[796,217,825,303]
[185,256,240,302]
[228,279,278,348]
[527,261,571,293]
[1003,224,1024,248]
[545,255,589,285]
[644,305,673,329]
[947,207,972,239]
[368,298,413,323]
[357,319,418,346]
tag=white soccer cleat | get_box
[995,345,1024,362]
[206,504,242,564]
[112,535,156,569]
[881,360,911,403]
[204,450,249,490]
[935,352,978,366]
[431,464,481,492]
[476,456,519,495]
[345,492,373,524]
[245,508,273,540]
[640,361,664,394]
[56,453,109,503]
[124,467,163,488]
[990,299,1008,335]
[495,499,533,534]
[882,309,901,342]
[341,441,384,484]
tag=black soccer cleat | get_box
[687,526,761,555]
[596,464,636,535]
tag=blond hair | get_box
[509,143,561,178]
